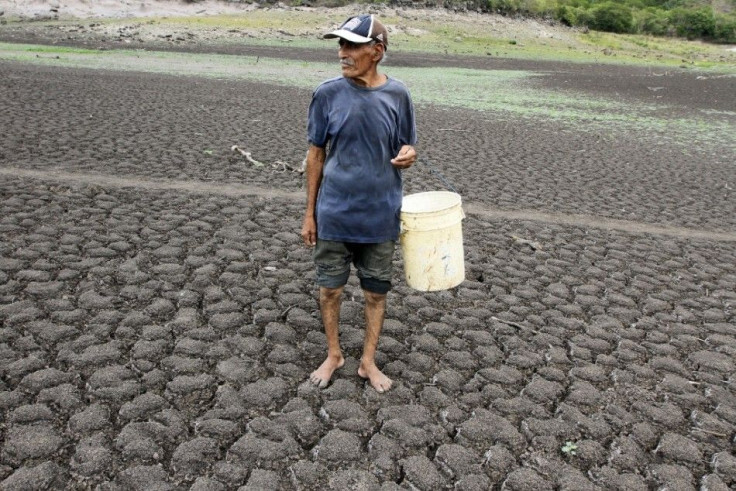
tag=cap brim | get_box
[323,29,373,44]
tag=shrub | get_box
[524,0,556,17]
[555,0,591,7]
[482,0,525,15]
[555,5,592,26]
[713,14,736,42]
[556,5,576,25]
[635,7,670,35]
[589,2,634,33]
[669,7,715,39]
[575,7,595,27]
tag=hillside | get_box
[0,1,734,69]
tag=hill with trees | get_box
[289,0,736,43]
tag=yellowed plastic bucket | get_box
[400,191,465,291]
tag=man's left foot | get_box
[358,359,393,393]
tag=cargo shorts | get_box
[313,239,395,294]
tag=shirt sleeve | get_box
[307,87,329,147]
[400,89,417,146]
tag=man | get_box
[301,14,417,393]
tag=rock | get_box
[433,443,482,479]
[502,467,554,490]
[195,418,240,445]
[367,433,403,478]
[240,377,288,408]
[689,350,734,373]
[456,409,526,455]
[712,451,736,484]
[212,461,249,487]
[522,377,565,404]
[482,445,516,482]
[455,474,492,491]
[78,290,115,309]
[650,464,694,489]
[228,433,300,468]
[171,437,220,477]
[166,374,215,395]
[313,429,364,462]
[276,408,321,447]
[2,424,64,464]
[190,477,226,491]
[1,462,63,489]
[116,464,173,490]
[87,365,139,403]
[9,403,55,424]
[68,403,112,435]
[700,474,729,491]
[328,469,380,490]
[119,393,169,421]
[9,358,50,386]
[145,298,176,318]
[243,469,281,489]
[655,432,702,464]
[380,419,432,449]
[400,455,446,489]
[288,461,326,489]
[71,435,113,477]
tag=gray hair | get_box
[371,40,387,64]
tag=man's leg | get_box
[358,289,393,393]
[310,239,351,388]
[309,285,345,388]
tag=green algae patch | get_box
[0,42,732,152]
[0,41,616,119]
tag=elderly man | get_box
[301,14,417,393]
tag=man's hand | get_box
[301,215,317,247]
[391,145,416,169]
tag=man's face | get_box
[338,39,381,83]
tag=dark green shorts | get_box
[313,239,395,294]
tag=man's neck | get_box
[349,71,387,88]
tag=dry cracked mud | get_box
[1,13,735,491]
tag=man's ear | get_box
[373,43,385,61]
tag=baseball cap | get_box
[324,14,388,49]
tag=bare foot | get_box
[358,359,393,393]
[309,355,344,389]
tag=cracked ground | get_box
[0,35,735,490]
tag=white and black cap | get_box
[324,14,388,48]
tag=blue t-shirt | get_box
[307,76,417,243]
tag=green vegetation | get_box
[274,0,736,43]
[561,441,579,456]
[490,0,736,42]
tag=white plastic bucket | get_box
[400,191,465,291]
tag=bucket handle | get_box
[418,159,458,194]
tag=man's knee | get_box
[363,289,386,306]
[320,286,343,305]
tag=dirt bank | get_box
[1,0,259,20]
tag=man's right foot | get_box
[309,355,345,389]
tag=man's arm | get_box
[301,144,326,246]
